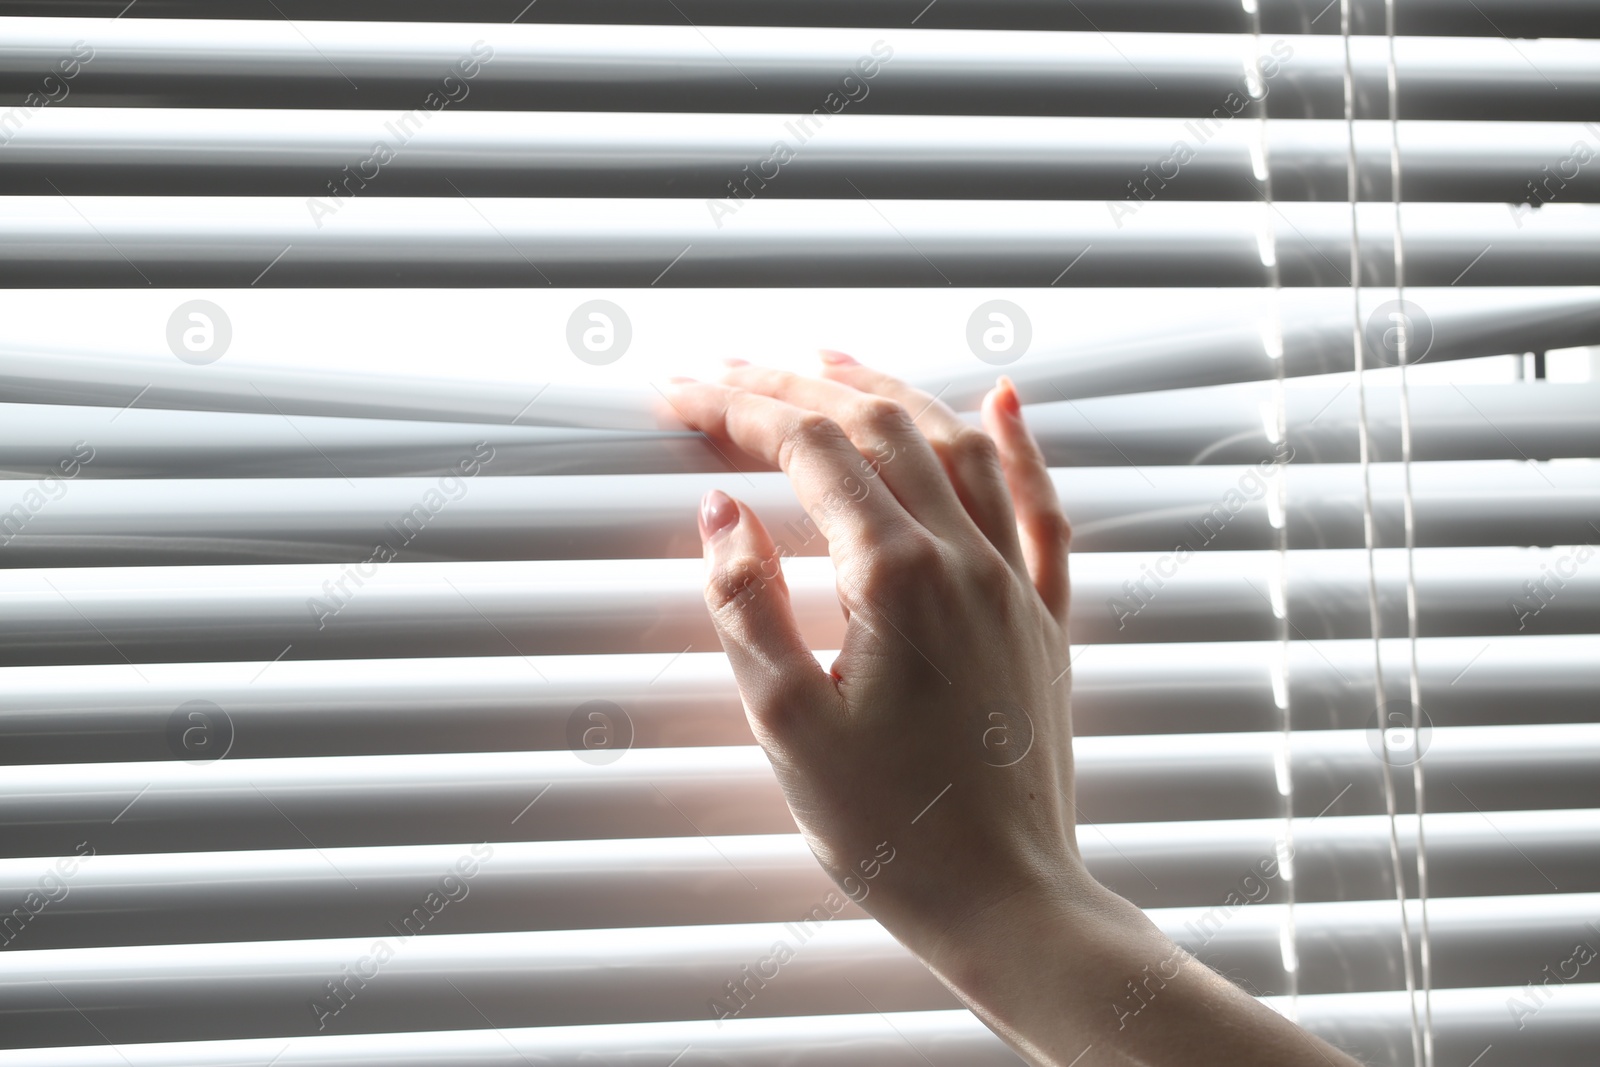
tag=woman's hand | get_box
[665,354,1361,1067]
[668,352,1084,955]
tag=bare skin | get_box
[664,353,1362,1067]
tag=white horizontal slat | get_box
[923,286,1600,409]
[2,895,1594,1046]
[0,403,727,478]
[9,984,1598,1067]
[0,920,956,1047]
[2,635,1592,763]
[1274,983,1600,1067]
[0,1010,1024,1067]
[3,811,1595,949]
[5,0,1583,36]
[10,982,1600,1067]
[1089,808,1600,908]
[3,726,1595,857]
[1021,382,1600,466]
[1,461,1590,566]
[0,352,668,430]
[2,20,1595,119]
[8,111,1597,203]
[4,197,1597,287]
[1,549,1594,666]
[4,383,1598,479]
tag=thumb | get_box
[699,489,840,746]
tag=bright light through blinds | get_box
[0,4,1597,1067]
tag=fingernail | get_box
[699,489,739,541]
[666,375,698,385]
[722,357,750,368]
[996,376,1022,418]
[818,349,858,366]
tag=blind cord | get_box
[1383,2,1437,1061]
[1340,5,1424,1065]
[1242,3,1298,1011]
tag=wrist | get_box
[915,861,1146,990]
[904,865,1171,1062]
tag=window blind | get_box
[1,5,1597,1067]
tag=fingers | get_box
[699,489,842,744]
[719,362,983,543]
[983,377,1071,623]
[818,352,1026,573]
[664,378,920,567]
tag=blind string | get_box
[1383,0,1437,1059]
[1242,0,1299,1010]
[1339,4,1425,1064]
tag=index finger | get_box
[662,377,923,561]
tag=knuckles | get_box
[1027,508,1073,551]
[849,396,915,440]
[961,546,1018,594]
[850,535,943,605]
[777,411,849,471]
[704,551,784,615]
[948,428,1002,471]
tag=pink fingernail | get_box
[996,376,1022,418]
[722,357,750,368]
[666,375,698,385]
[818,349,858,366]
[699,489,739,541]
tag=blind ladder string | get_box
[1242,0,1299,1011]
[1383,0,1436,1060]
[1339,5,1425,1065]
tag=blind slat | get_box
[4,897,1597,1046]
[2,636,1593,763]
[1024,382,1600,466]
[4,382,1598,479]
[4,21,1596,119]
[2,462,1591,566]
[5,197,1598,287]
[0,1010,1022,1067]
[4,811,1596,950]
[4,726,1595,859]
[3,550,1594,666]
[4,0,1591,37]
[6,988,1599,1067]
[9,111,1599,203]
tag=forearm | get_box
[905,870,1364,1067]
